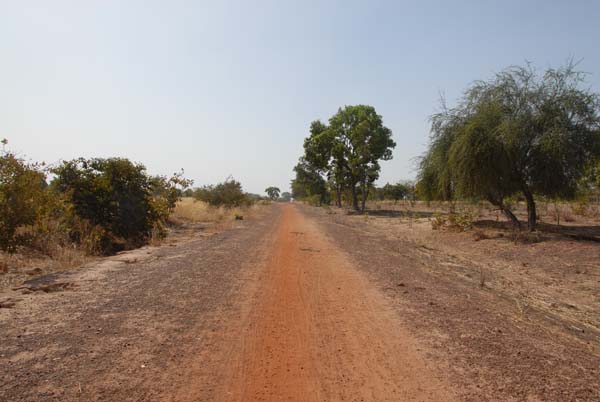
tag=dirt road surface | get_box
[1,204,599,401]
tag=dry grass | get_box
[1,197,263,292]
[171,197,258,224]
[0,246,90,291]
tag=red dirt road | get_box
[219,204,455,401]
[3,203,599,400]
[1,204,456,401]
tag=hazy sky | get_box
[2,1,599,194]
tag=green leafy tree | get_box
[300,105,396,211]
[418,62,600,230]
[265,186,281,200]
[302,120,340,205]
[291,157,329,205]
[382,182,410,204]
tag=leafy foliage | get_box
[0,152,47,250]
[291,157,329,205]
[382,182,411,203]
[150,170,193,223]
[298,105,396,210]
[265,186,281,200]
[193,178,251,208]
[52,158,190,254]
[418,62,600,230]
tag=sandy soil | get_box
[1,203,598,401]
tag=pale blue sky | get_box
[1,1,599,194]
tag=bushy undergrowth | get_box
[0,149,191,255]
[0,153,47,251]
[430,210,477,232]
[192,178,253,208]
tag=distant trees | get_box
[382,182,411,204]
[265,186,281,200]
[193,178,251,207]
[417,62,600,230]
[280,191,292,202]
[295,105,396,211]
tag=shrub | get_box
[430,213,446,230]
[0,153,47,251]
[430,210,476,232]
[150,170,193,225]
[52,158,189,254]
[572,200,588,217]
[193,178,251,208]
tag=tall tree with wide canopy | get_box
[328,105,396,211]
[301,105,396,211]
[265,186,281,200]
[418,62,600,230]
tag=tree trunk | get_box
[522,188,537,231]
[488,196,521,230]
[361,190,368,211]
[360,180,368,212]
[502,207,521,230]
[351,185,359,211]
[335,186,342,208]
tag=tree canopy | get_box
[418,62,600,230]
[265,186,281,200]
[298,105,396,211]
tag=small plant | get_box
[572,201,588,217]
[479,267,486,288]
[430,213,446,230]
[447,210,476,232]
[235,214,244,220]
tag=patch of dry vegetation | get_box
[0,247,91,291]
[171,197,260,224]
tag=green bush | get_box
[52,158,190,254]
[0,153,47,251]
[193,178,251,208]
[150,169,193,222]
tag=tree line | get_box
[293,62,600,231]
